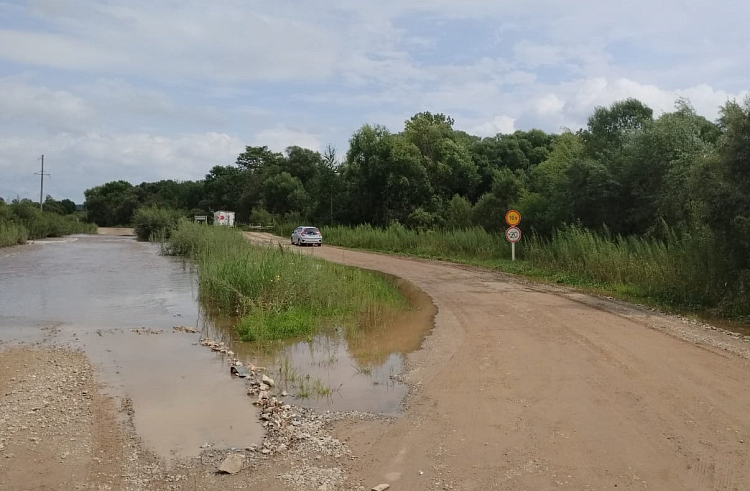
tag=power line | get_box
[34,154,50,211]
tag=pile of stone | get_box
[129,328,160,335]
[172,325,199,334]
[199,338,236,358]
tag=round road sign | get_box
[505,210,521,227]
[505,226,522,243]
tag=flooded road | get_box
[0,233,435,460]
[0,234,262,459]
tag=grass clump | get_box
[165,221,407,341]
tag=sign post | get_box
[504,210,522,261]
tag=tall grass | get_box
[0,203,96,248]
[132,206,184,241]
[22,213,97,239]
[165,221,407,341]
[270,221,748,318]
[525,225,746,316]
[0,222,28,248]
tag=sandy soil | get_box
[4,234,750,490]
[97,227,136,236]
[247,233,750,491]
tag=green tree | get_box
[84,181,138,226]
[443,195,473,229]
[262,172,309,216]
[582,98,654,159]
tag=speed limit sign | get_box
[505,226,521,243]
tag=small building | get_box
[213,211,235,227]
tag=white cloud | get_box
[533,94,565,115]
[0,76,94,131]
[252,126,321,153]
[1,0,749,202]
[468,115,516,137]
[0,132,244,202]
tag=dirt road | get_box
[247,233,750,491]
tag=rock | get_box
[281,390,288,397]
[371,485,390,491]
[261,375,275,387]
[318,485,329,491]
[277,443,287,453]
[218,454,244,474]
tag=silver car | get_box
[291,226,323,246]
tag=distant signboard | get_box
[213,211,235,227]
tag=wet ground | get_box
[0,233,434,461]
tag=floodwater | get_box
[202,276,436,413]
[0,234,436,460]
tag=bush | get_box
[132,207,184,241]
[0,222,28,247]
[249,208,274,226]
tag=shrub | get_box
[132,207,183,241]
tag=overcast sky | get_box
[1,0,748,202]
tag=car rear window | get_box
[304,228,320,234]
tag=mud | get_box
[248,232,750,491]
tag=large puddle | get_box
[0,234,435,460]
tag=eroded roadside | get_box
[0,344,387,490]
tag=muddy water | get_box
[202,277,436,414]
[0,234,436,459]
[0,235,261,460]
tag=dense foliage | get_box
[83,97,750,317]
[0,198,96,247]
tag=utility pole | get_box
[34,154,50,211]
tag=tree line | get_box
[83,97,750,313]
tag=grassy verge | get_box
[165,221,407,341]
[22,214,97,239]
[272,222,749,322]
[0,209,96,248]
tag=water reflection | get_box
[198,277,436,414]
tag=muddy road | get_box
[247,232,750,491]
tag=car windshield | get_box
[303,228,320,235]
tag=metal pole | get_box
[39,154,44,211]
[512,242,515,261]
[34,155,49,211]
